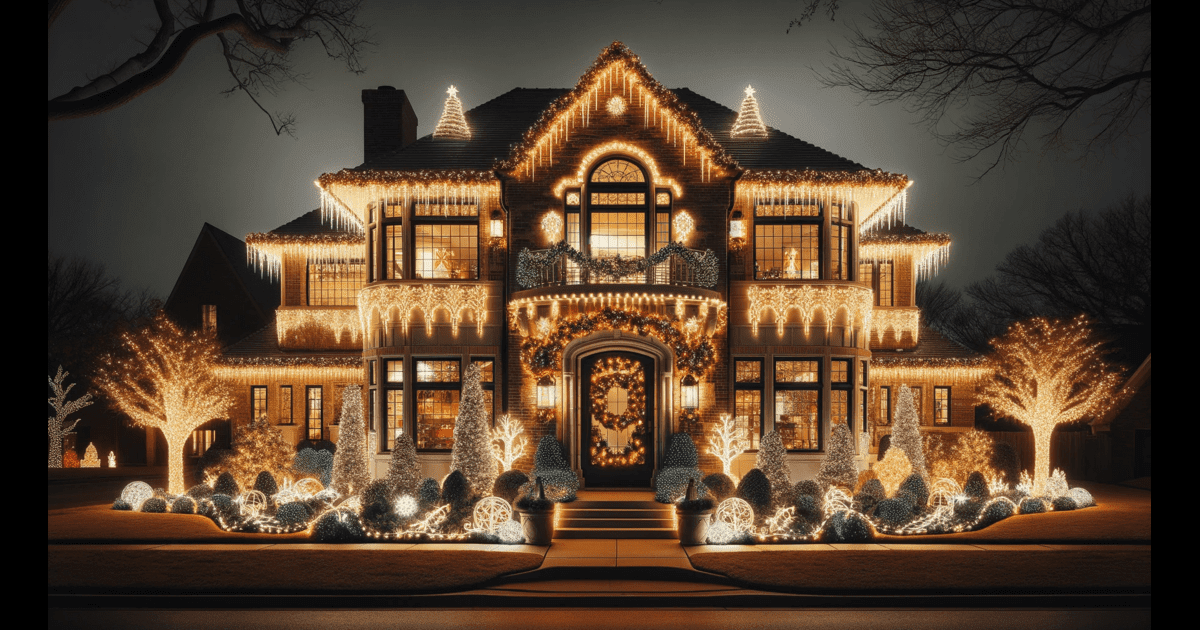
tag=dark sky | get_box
[48,0,1151,299]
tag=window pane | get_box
[386,224,403,280]
[776,390,819,450]
[414,203,478,217]
[416,390,459,449]
[590,192,646,205]
[307,387,323,441]
[387,389,403,449]
[386,360,403,383]
[776,360,819,383]
[879,386,891,425]
[830,225,849,280]
[472,359,494,383]
[736,360,762,383]
[590,212,646,282]
[935,387,951,425]
[567,212,581,284]
[385,203,404,218]
[415,224,478,279]
[591,159,645,182]
[655,192,671,206]
[417,360,460,383]
[736,390,762,449]
[308,262,365,306]
[252,386,267,422]
[832,389,849,429]
[756,224,819,279]
[879,262,893,307]
[755,203,820,218]
[279,386,292,424]
[831,360,849,383]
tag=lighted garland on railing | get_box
[589,356,648,466]
[494,41,737,180]
[520,308,716,378]
[517,241,718,288]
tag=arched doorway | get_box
[579,351,655,486]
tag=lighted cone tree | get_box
[817,423,860,490]
[892,385,928,479]
[433,85,471,140]
[332,385,371,497]
[452,363,497,495]
[48,366,93,468]
[756,430,791,506]
[95,312,233,494]
[223,416,295,490]
[979,315,1125,495]
[708,413,748,479]
[387,431,421,496]
[730,85,768,138]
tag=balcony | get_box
[516,242,718,290]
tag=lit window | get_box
[591,159,645,182]
[279,386,293,425]
[775,358,820,451]
[415,224,478,279]
[735,360,763,449]
[251,386,268,422]
[415,360,461,450]
[306,386,323,441]
[935,387,951,425]
[308,262,365,306]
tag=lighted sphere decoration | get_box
[240,490,268,517]
[715,497,755,533]
[541,212,564,242]
[606,95,627,116]
[498,519,524,544]
[395,495,419,518]
[293,478,324,498]
[706,520,736,545]
[120,482,154,511]
[470,497,513,534]
[930,478,963,508]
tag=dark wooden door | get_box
[579,351,655,487]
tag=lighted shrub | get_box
[417,477,441,510]
[186,484,213,500]
[491,470,527,504]
[874,498,911,527]
[210,494,238,521]
[821,510,874,543]
[853,492,878,515]
[793,479,821,499]
[963,471,990,501]
[522,436,578,502]
[736,468,773,518]
[141,497,167,513]
[860,478,886,500]
[979,500,1014,525]
[112,499,132,511]
[954,498,983,521]
[275,502,312,527]
[702,473,736,502]
[655,434,706,503]
[898,474,929,507]
[213,471,240,498]
[1019,497,1047,514]
[1051,496,1078,511]
[441,471,473,509]
[855,469,879,493]
[293,448,334,488]
[312,510,366,543]
[990,442,1022,486]
[198,447,232,485]
[794,493,822,524]
[253,471,279,498]
[1068,487,1095,508]
[171,496,196,514]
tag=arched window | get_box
[585,158,651,282]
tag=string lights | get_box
[276,307,362,347]
[739,170,911,234]
[869,357,990,383]
[869,308,921,345]
[215,356,362,382]
[433,85,472,140]
[245,232,364,280]
[317,170,498,230]
[746,284,874,337]
[730,86,768,138]
[357,283,488,337]
[707,413,748,479]
[47,366,92,468]
[517,241,718,288]
[491,414,528,472]
[550,141,683,199]
[860,231,952,281]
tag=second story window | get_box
[756,202,821,279]
[308,262,365,306]
[586,159,650,282]
[859,261,894,306]
[414,203,478,280]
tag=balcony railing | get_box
[516,242,718,289]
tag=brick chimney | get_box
[362,86,417,165]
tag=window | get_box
[369,388,376,433]
[832,359,851,431]
[201,304,217,333]
[586,159,650,283]
[860,361,869,433]
[415,359,461,450]
[385,224,404,279]
[859,261,894,306]
[775,359,820,451]
[306,386,323,441]
[830,204,852,280]
[279,386,293,425]
[879,386,891,425]
[382,359,403,451]
[190,428,216,456]
[735,360,763,449]
[755,202,820,279]
[935,387,951,426]
[307,262,365,306]
[251,386,267,422]
[414,204,478,279]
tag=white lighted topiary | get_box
[892,386,927,479]
[331,385,371,497]
[452,363,498,496]
[755,430,791,506]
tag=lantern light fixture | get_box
[681,374,699,410]
[490,209,505,240]
[537,375,557,409]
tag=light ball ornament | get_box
[395,495,419,518]
[469,497,513,534]
[120,482,154,511]
[715,497,754,533]
[498,519,524,544]
[541,212,564,242]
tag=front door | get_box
[580,352,655,486]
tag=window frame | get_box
[583,157,653,278]
[934,386,952,426]
[251,385,268,423]
[831,358,852,432]
[413,357,463,452]
[734,358,764,451]
[879,385,891,426]
[306,260,366,306]
[753,200,823,281]
[306,386,323,441]
[773,357,823,452]
[279,385,294,425]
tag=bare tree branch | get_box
[49,1,371,135]
[816,0,1151,176]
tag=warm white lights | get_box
[606,95,626,116]
[536,375,557,409]
[680,374,699,410]
[357,283,488,338]
[731,85,768,138]
[491,414,528,472]
[673,211,695,243]
[708,413,748,479]
[433,85,472,140]
[746,285,874,337]
[541,211,564,242]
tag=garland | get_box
[520,308,716,378]
[517,241,718,288]
[589,356,648,466]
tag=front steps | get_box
[556,492,676,539]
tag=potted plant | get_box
[515,476,556,545]
[675,478,715,545]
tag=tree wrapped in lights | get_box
[95,311,233,494]
[756,430,791,507]
[387,431,421,495]
[433,86,471,140]
[452,363,498,496]
[491,414,528,473]
[817,423,859,491]
[221,416,294,490]
[331,385,370,497]
[48,366,93,468]
[979,315,1125,494]
[708,413,748,479]
[731,85,768,138]
[892,385,927,479]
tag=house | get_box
[207,43,985,485]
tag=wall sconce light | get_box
[490,209,505,240]
[729,210,746,239]
[681,374,699,411]
[537,375,557,409]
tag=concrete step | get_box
[555,526,678,539]
[558,507,674,519]
[558,517,676,529]
[569,499,665,510]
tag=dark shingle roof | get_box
[267,208,349,236]
[199,223,279,317]
[354,87,866,173]
[873,323,982,361]
[222,317,361,361]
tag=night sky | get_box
[48,0,1152,299]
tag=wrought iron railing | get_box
[517,242,718,289]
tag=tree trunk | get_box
[49,430,61,468]
[166,435,187,495]
[1033,430,1052,496]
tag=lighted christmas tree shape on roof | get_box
[433,85,472,140]
[731,85,768,138]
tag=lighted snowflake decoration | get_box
[468,497,512,534]
[606,96,627,116]
[715,497,754,533]
[498,519,524,544]
[672,211,695,243]
[120,482,154,510]
[541,212,564,242]
[395,495,418,518]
